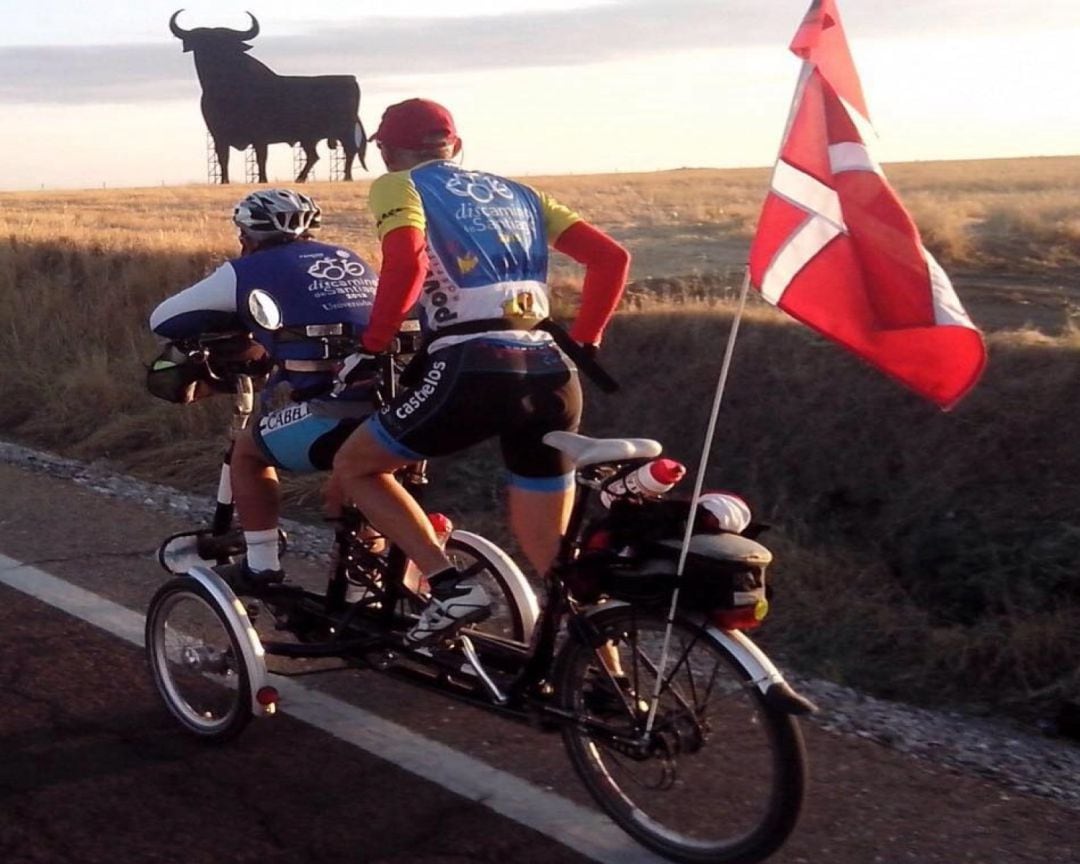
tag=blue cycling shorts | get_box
[252,400,368,472]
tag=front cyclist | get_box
[150,189,379,585]
[332,99,630,645]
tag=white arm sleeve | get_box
[149,263,240,337]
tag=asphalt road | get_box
[0,461,1078,864]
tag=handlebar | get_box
[176,324,422,426]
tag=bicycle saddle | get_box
[543,431,662,467]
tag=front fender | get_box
[450,530,540,641]
[185,566,273,717]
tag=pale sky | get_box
[1,0,1079,190]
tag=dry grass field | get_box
[2,155,1080,723]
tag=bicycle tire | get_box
[145,577,254,742]
[554,604,806,864]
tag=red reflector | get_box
[256,686,279,706]
[710,606,763,631]
[585,529,613,551]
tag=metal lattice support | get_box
[245,147,259,184]
[206,132,222,185]
[292,143,312,182]
[328,141,346,182]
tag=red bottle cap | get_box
[648,459,686,486]
[428,512,453,534]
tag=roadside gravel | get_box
[2,438,1078,810]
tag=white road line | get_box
[0,553,665,864]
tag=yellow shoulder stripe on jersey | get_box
[528,185,582,244]
[368,171,426,239]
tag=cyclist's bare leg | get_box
[507,485,573,578]
[508,485,624,676]
[322,472,345,522]
[231,428,279,531]
[333,424,451,576]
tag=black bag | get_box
[146,336,272,404]
[146,343,216,404]
[567,498,771,614]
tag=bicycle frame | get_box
[159,334,813,728]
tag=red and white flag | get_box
[748,0,986,409]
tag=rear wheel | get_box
[555,604,805,863]
[145,577,253,741]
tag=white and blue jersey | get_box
[149,239,379,473]
[368,160,581,351]
[151,239,376,397]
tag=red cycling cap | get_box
[371,99,459,150]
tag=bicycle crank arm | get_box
[458,634,507,705]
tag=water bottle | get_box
[601,458,686,508]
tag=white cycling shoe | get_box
[405,579,491,646]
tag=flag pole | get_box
[673,266,752,579]
[660,58,809,599]
[644,266,751,732]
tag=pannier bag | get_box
[567,496,772,629]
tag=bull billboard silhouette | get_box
[170,10,367,184]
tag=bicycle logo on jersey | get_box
[445,171,515,204]
[307,255,367,281]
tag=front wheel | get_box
[554,604,806,864]
[145,577,253,741]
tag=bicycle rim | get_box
[146,579,252,740]
[557,605,805,864]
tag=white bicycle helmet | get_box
[233,188,321,241]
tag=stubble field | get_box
[2,154,1080,727]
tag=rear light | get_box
[710,598,769,631]
[256,686,279,713]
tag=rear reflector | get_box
[710,598,769,631]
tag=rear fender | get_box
[579,601,816,715]
[705,623,817,714]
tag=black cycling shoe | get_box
[215,560,286,592]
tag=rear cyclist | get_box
[332,99,630,645]
[150,189,379,585]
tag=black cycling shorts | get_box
[366,339,582,490]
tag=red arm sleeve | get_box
[553,221,631,345]
[361,226,428,353]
